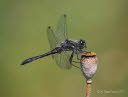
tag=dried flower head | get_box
[81,52,98,80]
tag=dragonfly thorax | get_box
[60,39,86,51]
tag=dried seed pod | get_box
[80,52,98,80]
[80,52,98,97]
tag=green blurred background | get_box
[0,0,128,97]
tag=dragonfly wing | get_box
[47,26,58,50]
[47,15,72,69]
[47,26,59,59]
[55,14,68,44]
[54,51,72,69]
[47,14,68,49]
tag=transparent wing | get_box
[54,51,72,69]
[47,14,68,49]
[47,15,72,69]
[47,26,58,50]
[55,14,68,44]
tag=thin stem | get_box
[86,80,92,97]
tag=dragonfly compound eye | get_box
[79,40,85,45]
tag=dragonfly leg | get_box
[72,64,81,69]
[72,60,81,69]
[77,54,80,60]
[72,61,80,63]
[75,49,80,60]
[69,50,75,64]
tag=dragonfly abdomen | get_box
[21,51,58,65]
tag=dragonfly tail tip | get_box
[20,62,26,65]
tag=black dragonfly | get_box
[21,14,87,69]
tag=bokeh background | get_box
[0,0,128,97]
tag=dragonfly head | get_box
[78,39,87,49]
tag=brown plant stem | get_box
[86,80,92,97]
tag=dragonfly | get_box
[21,14,87,69]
